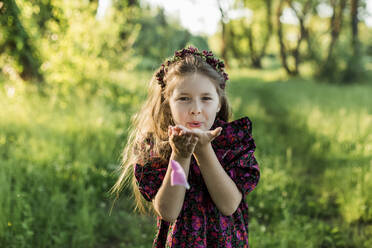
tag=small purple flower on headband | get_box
[155,46,228,90]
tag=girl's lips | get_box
[187,122,202,128]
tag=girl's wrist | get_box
[171,150,192,161]
[193,143,212,159]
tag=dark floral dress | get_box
[134,117,260,248]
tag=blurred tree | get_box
[108,0,142,67]
[217,0,230,68]
[309,0,367,82]
[28,0,142,96]
[237,0,273,68]
[326,0,346,64]
[227,15,251,67]
[343,0,364,82]
[314,0,347,80]
[29,0,65,35]
[132,7,208,69]
[248,0,273,68]
[350,0,359,54]
[0,0,44,82]
[276,0,314,76]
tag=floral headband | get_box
[155,46,229,90]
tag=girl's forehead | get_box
[171,73,218,95]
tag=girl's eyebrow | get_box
[178,92,212,95]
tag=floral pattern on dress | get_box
[134,117,260,248]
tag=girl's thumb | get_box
[212,127,222,137]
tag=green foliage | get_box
[132,7,209,70]
[0,0,209,97]
[2,0,370,84]
[0,71,155,247]
[1,68,371,247]
[227,68,372,247]
[228,0,273,68]
[0,0,43,81]
[1,0,372,246]
[291,0,370,83]
[36,0,141,97]
[342,49,367,82]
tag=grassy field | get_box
[0,69,371,247]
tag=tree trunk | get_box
[290,0,311,75]
[229,25,240,59]
[245,0,272,69]
[246,27,262,68]
[128,0,138,6]
[259,0,273,59]
[221,21,229,68]
[276,0,293,75]
[341,0,362,82]
[217,0,229,68]
[229,24,251,67]
[276,0,312,76]
[0,0,44,82]
[326,0,346,64]
[350,0,359,56]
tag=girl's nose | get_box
[191,101,201,115]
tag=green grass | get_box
[1,69,371,247]
[229,69,372,247]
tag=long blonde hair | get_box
[110,53,232,215]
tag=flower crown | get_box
[155,46,229,90]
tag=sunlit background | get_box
[98,0,372,35]
[1,0,371,247]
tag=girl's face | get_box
[169,73,221,131]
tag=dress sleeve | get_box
[221,118,260,198]
[134,157,168,202]
[226,149,260,198]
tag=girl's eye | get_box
[177,97,212,101]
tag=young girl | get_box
[111,46,260,247]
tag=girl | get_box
[111,46,260,247]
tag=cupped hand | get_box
[173,124,222,150]
[168,125,199,158]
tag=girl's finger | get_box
[174,127,181,136]
[184,131,193,137]
[179,134,186,143]
[211,127,222,138]
[173,135,180,143]
[178,124,190,133]
[186,134,192,144]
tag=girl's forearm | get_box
[194,144,242,216]
[153,152,191,222]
